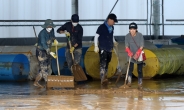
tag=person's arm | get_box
[74,26,83,47]
[39,32,48,50]
[125,34,133,57]
[57,23,67,34]
[51,28,56,40]
[139,33,144,50]
[51,28,59,45]
[113,36,116,42]
[94,34,99,47]
[125,34,129,48]
[94,25,102,53]
[133,33,144,60]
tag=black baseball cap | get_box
[107,13,118,22]
[71,14,79,22]
[129,22,138,29]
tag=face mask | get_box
[46,28,52,32]
[72,23,78,26]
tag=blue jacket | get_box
[37,28,56,50]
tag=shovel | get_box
[47,42,74,88]
[33,26,38,46]
[113,45,122,84]
[119,57,131,88]
[67,36,87,81]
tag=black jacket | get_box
[96,23,114,52]
[57,22,83,49]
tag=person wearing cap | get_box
[34,19,58,88]
[94,13,118,85]
[123,22,144,90]
[57,14,83,74]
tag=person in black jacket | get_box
[57,14,83,74]
[94,13,118,85]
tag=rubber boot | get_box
[138,78,143,90]
[101,73,108,85]
[127,76,132,87]
[34,75,44,88]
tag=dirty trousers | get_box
[65,48,82,71]
[99,50,112,78]
[128,62,143,84]
[36,48,52,82]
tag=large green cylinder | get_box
[133,48,184,78]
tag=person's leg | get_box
[34,49,47,88]
[47,55,52,75]
[104,51,112,78]
[40,61,49,86]
[65,48,73,73]
[99,50,108,85]
[137,63,143,89]
[127,62,134,87]
[73,48,82,65]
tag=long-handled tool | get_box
[68,36,87,81]
[33,26,38,46]
[119,57,131,88]
[114,46,123,84]
[47,42,74,88]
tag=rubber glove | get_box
[133,49,142,60]
[70,47,75,53]
[54,39,58,46]
[114,41,118,47]
[94,46,99,53]
[125,47,133,57]
[50,52,57,59]
[65,31,70,37]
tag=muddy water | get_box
[0,77,184,110]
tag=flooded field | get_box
[0,77,184,110]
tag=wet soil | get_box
[0,77,184,110]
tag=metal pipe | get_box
[162,0,164,39]
[150,0,153,38]
[0,24,184,27]
[166,19,184,21]
[146,0,148,35]
[0,19,147,22]
[107,0,119,16]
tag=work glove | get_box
[133,49,142,60]
[46,48,50,55]
[125,47,133,57]
[70,47,75,53]
[94,46,99,53]
[54,39,58,46]
[114,41,118,47]
[50,52,57,59]
[65,31,70,37]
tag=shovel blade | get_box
[71,64,87,81]
[47,75,74,88]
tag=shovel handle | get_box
[124,57,131,85]
[65,31,75,63]
[33,26,38,41]
[68,38,75,63]
[55,44,60,76]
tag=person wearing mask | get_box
[57,14,83,75]
[34,19,58,88]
